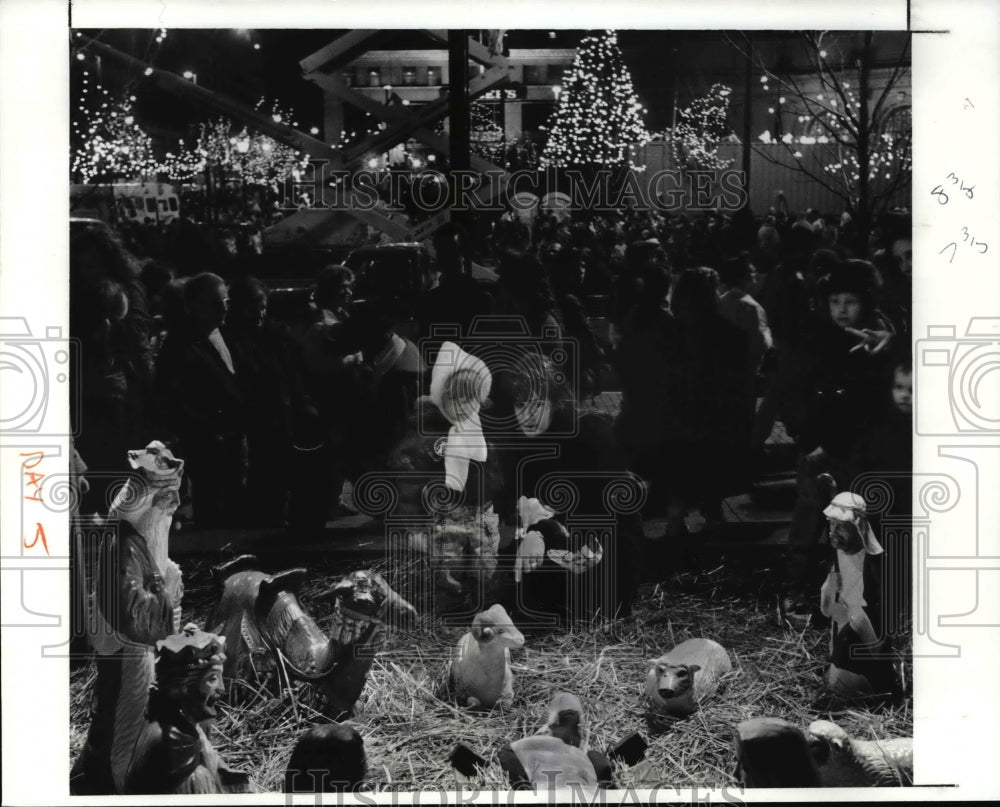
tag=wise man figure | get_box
[70,441,185,795]
[125,624,249,794]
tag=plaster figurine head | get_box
[823,492,883,556]
[155,624,227,724]
[329,570,417,645]
[111,441,184,522]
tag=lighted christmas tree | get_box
[670,83,735,171]
[71,74,158,183]
[541,30,649,171]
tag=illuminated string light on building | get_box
[540,30,649,171]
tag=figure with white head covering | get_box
[819,492,899,698]
[382,342,502,606]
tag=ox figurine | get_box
[207,557,417,717]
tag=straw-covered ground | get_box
[69,552,912,794]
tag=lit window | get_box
[403,66,417,86]
[427,66,441,86]
[368,68,381,87]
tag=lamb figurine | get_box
[644,638,732,718]
[499,692,614,790]
[448,604,525,710]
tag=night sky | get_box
[71,29,909,145]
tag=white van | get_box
[70,182,180,225]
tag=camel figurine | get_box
[207,557,417,717]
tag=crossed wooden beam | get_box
[84,30,514,243]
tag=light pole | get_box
[236,137,250,216]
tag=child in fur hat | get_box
[780,261,897,625]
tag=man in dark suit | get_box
[156,273,247,527]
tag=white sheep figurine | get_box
[448,604,525,710]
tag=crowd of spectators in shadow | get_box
[70,199,911,620]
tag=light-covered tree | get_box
[541,30,650,173]
[669,83,735,171]
[71,80,158,183]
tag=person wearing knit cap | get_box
[124,624,249,794]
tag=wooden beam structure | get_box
[86,30,514,243]
[298,29,382,75]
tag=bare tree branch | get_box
[871,33,912,124]
[726,31,909,229]
[751,141,851,203]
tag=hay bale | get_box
[68,559,912,793]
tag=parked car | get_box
[343,243,432,341]
[345,243,430,303]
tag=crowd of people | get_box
[69,197,912,626]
